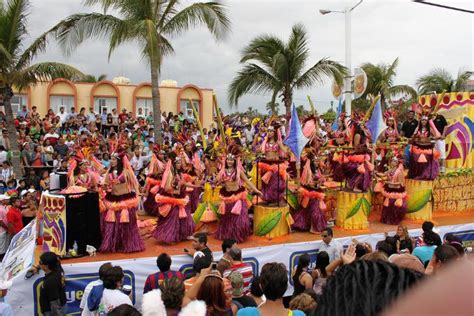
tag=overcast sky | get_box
[29,0,473,114]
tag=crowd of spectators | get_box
[16,222,470,316]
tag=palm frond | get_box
[162,2,231,40]
[416,68,453,94]
[286,23,309,79]
[1,0,29,56]
[12,62,83,89]
[240,35,284,68]
[0,43,13,69]
[387,84,417,99]
[228,63,279,106]
[293,58,346,89]
[53,13,127,57]
[454,69,473,91]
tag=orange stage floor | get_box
[44,209,474,265]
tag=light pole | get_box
[320,0,363,117]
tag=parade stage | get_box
[54,210,474,264]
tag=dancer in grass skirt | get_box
[292,152,327,233]
[257,124,288,205]
[408,116,440,180]
[344,120,373,192]
[216,147,262,243]
[153,156,195,244]
[100,152,144,253]
[143,150,165,216]
[377,156,407,225]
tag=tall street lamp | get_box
[320,0,363,117]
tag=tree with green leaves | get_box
[0,0,83,177]
[359,58,417,110]
[75,73,107,83]
[416,68,473,95]
[53,0,230,143]
[228,23,346,116]
[265,101,279,115]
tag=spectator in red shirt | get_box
[223,247,254,294]
[118,109,128,124]
[6,197,23,236]
[143,253,183,293]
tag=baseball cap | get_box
[229,271,244,297]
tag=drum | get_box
[336,191,371,230]
[254,204,292,238]
[405,179,433,221]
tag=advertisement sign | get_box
[0,220,37,281]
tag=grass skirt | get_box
[216,187,251,242]
[99,192,145,253]
[152,192,195,243]
[408,144,440,180]
[381,184,407,225]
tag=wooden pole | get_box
[189,98,207,148]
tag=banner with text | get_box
[6,222,473,315]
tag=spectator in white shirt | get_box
[130,147,152,174]
[80,262,112,316]
[87,107,97,123]
[0,146,8,164]
[0,162,13,183]
[67,107,77,121]
[319,228,343,262]
[57,107,68,125]
[0,130,10,150]
[98,266,133,313]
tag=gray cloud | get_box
[28,0,473,114]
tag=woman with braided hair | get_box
[315,260,423,316]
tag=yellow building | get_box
[11,77,215,127]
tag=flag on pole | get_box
[284,105,309,161]
[331,97,343,131]
[365,98,387,144]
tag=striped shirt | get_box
[223,263,254,294]
[143,271,184,293]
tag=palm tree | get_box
[265,101,279,115]
[75,73,107,83]
[416,68,473,95]
[53,0,230,142]
[0,0,83,177]
[228,23,346,116]
[360,58,417,109]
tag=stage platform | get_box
[53,210,474,264]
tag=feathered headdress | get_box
[384,110,399,133]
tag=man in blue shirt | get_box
[16,105,28,119]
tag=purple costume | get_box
[100,172,145,253]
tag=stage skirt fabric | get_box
[143,177,161,216]
[215,187,251,243]
[258,160,288,204]
[330,151,345,182]
[152,192,195,244]
[380,184,407,225]
[344,154,373,192]
[100,192,145,253]
[408,143,440,180]
[291,186,327,233]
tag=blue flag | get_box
[284,105,309,162]
[365,99,387,144]
[331,97,343,131]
